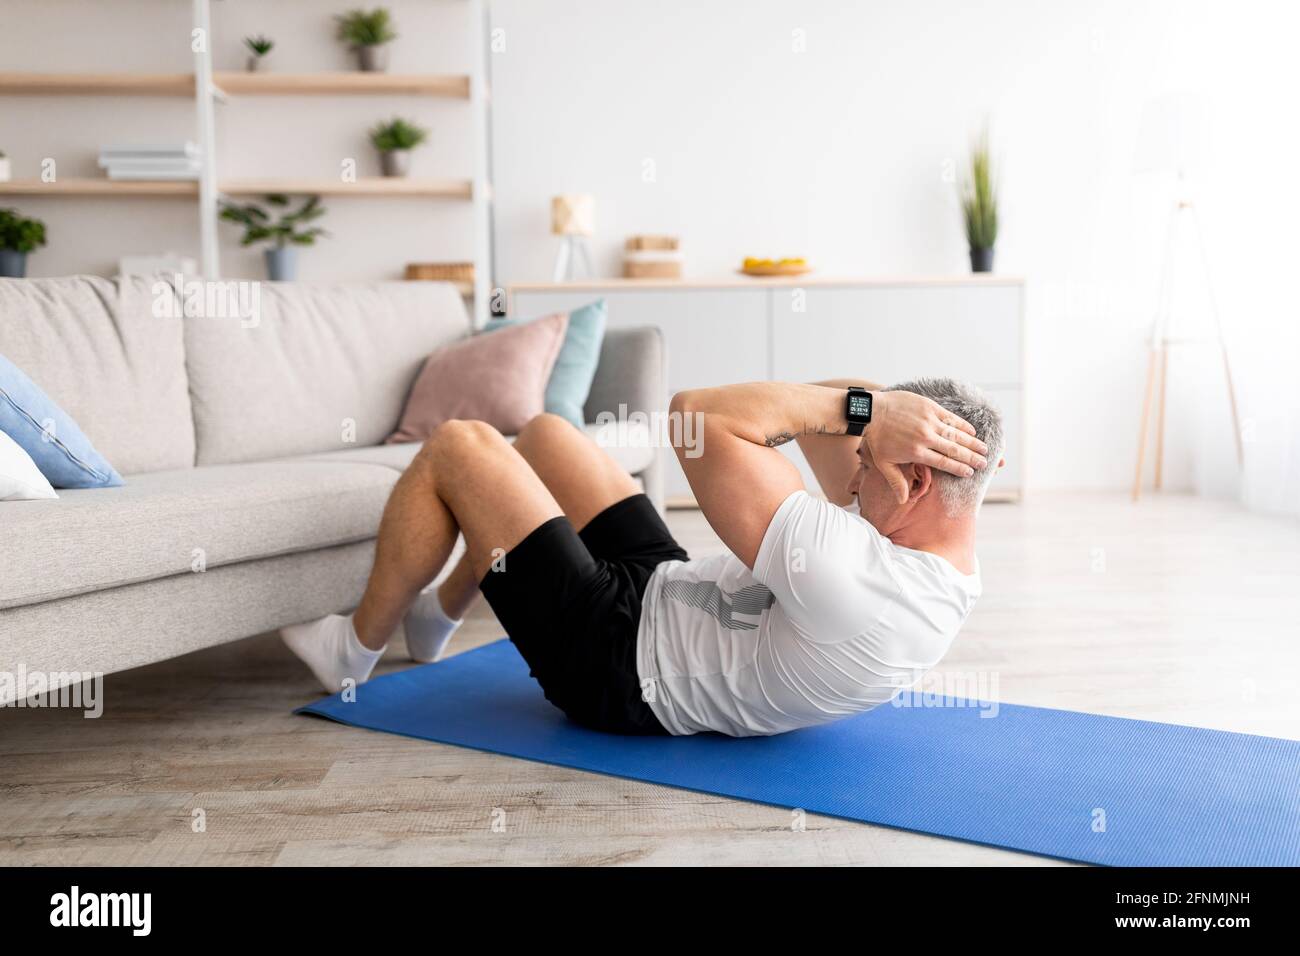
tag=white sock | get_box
[280,613,383,693]
[404,586,463,663]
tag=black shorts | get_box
[478,494,687,735]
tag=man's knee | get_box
[518,412,580,445]
[421,419,500,461]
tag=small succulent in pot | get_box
[244,35,274,72]
[219,194,328,281]
[369,117,429,177]
[0,207,47,278]
[961,126,999,273]
[336,7,397,72]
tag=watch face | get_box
[848,393,872,418]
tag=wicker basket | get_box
[404,262,476,283]
[623,258,682,279]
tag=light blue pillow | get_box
[485,299,608,427]
[0,352,123,488]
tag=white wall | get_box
[3,1,1296,494]
[0,0,477,281]
[487,0,1300,493]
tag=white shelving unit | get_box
[0,0,494,323]
[192,0,219,279]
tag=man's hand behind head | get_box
[862,389,989,504]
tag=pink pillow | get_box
[387,312,569,443]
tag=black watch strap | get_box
[845,386,873,437]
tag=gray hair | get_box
[884,377,1005,516]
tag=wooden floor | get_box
[2,492,1297,866]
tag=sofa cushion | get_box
[0,460,398,610]
[486,298,608,426]
[184,281,471,465]
[290,442,427,470]
[294,424,656,476]
[387,311,569,443]
[0,351,123,488]
[0,275,195,475]
[1,542,377,700]
[0,428,58,501]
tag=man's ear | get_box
[908,463,935,504]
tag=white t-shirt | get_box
[635,489,981,736]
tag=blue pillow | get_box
[485,299,607,427]
[0,352,123,488]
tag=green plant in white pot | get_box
[961,128,998,273]
[244,35,274,72]
[0,150,10,183]
[336,7,397,72]
[219,194,327,281]
[0,207,47,278]
[370,117,428,177]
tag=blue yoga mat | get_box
[297,639,1300,866]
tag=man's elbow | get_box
[669,389,702,417]
[668,389,712,462]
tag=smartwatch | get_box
[845,387,873,437]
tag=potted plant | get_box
[370,117,428,177]
[0,208,47,278]
[244,35,274,72]
[336,7,397,72]
[961,128,998,273]
[219,194,327,281]
[0,150,10,183]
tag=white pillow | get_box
[0,428,58,501]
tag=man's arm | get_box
[669,382,987,569]
[795,378,884,506]
[670,383,842,568]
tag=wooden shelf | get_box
[0,72,196,96]
[213,72,470,98]
[0,71,472,99]
[220,177,472,198]
[0,46,485,312]
[0,177,472,199]
[0,178,197,196]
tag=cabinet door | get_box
[771,285,1023,388]
[513,289,769,394]
[512,289,769,501]
[982,387,1022,499]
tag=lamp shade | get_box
[551,194,595,236]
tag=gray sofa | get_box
[0,276,663,699]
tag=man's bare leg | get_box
[425,414,641,627]
[354,418,566,648]
[282,419,563,690]
[432,558,481,622]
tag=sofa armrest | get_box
[584,325,664,423]
[584,325,666,510]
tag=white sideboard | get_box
[509,276,1025,505]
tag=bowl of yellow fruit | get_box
[739,256,811,277]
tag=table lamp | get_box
[551,194,594,282]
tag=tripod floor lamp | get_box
[1132,94,1243,501]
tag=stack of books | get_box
[98,143,201,181]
